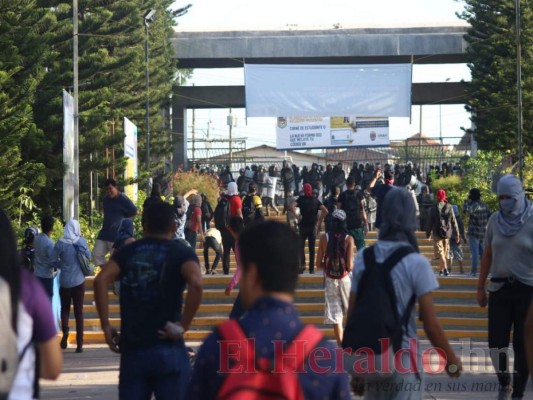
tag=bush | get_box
[171,170,220,206]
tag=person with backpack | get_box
[0,211,62,400]
[296,183,328,274]
[426,189,459,276]
[215,182,242,275]
[142,182,164,212]
[53,219,91,353]
[184,194,205,249]
[189,221,350,400]
[316,209,354,346]
[337,176,367,250]
[241,182,264,228]
[343,187,462,398]
[369,167,394,230]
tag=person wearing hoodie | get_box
[53,219,91,353]
[477,174,533,400]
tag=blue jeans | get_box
[468,235,484,274]
[119,343,190,400]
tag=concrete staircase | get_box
[68,215,488,345]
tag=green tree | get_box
[0,1,50,216]
[459,0,533,153]
[30,0,180,215]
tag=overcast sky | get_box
[171,0,470,150]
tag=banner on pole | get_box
[63,90,75,222]
[276,116,389,150]
[124,117,138,202]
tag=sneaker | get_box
[469,272,477,277]
[75,346,83,353]
[210,270,216,275]
[444,269,449,276]
[439,271,444,276]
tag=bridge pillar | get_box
[172,104,188,171]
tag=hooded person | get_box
[53,219,92,353]
[344,187,462,394]
[477,174,533,399]
[495,174,533,237]
[296,183,328,274]
[227,181,239,197]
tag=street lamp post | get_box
[144,9,156,188]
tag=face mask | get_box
[499,198,516,215]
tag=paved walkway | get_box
[41,342,533,399]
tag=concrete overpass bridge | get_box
[170,25,469,169]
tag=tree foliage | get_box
[459,0,533,153]
[21,0,180,218]
[0,1,49,214]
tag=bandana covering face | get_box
[496,174,533,236]
[436,189,447,203]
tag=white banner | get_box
[124,117,138,202]
[245,64,412,117]
[276,116,389,150]
[62,90,75,222]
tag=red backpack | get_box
[216,319,323,400]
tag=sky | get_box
[171,0,470,151]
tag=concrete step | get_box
[62,328,488,345]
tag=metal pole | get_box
[145,22,150,176]
[516,0,524,181]
[73,0,79,220]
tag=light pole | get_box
[144,9,156,187]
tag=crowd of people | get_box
[2,168,533,400]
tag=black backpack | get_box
[435,203,452,239]
[201,201,213,221]
[342,190,362,229]
[242,195,256,219]
[342,245,415,355]
[214,196,231,230]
